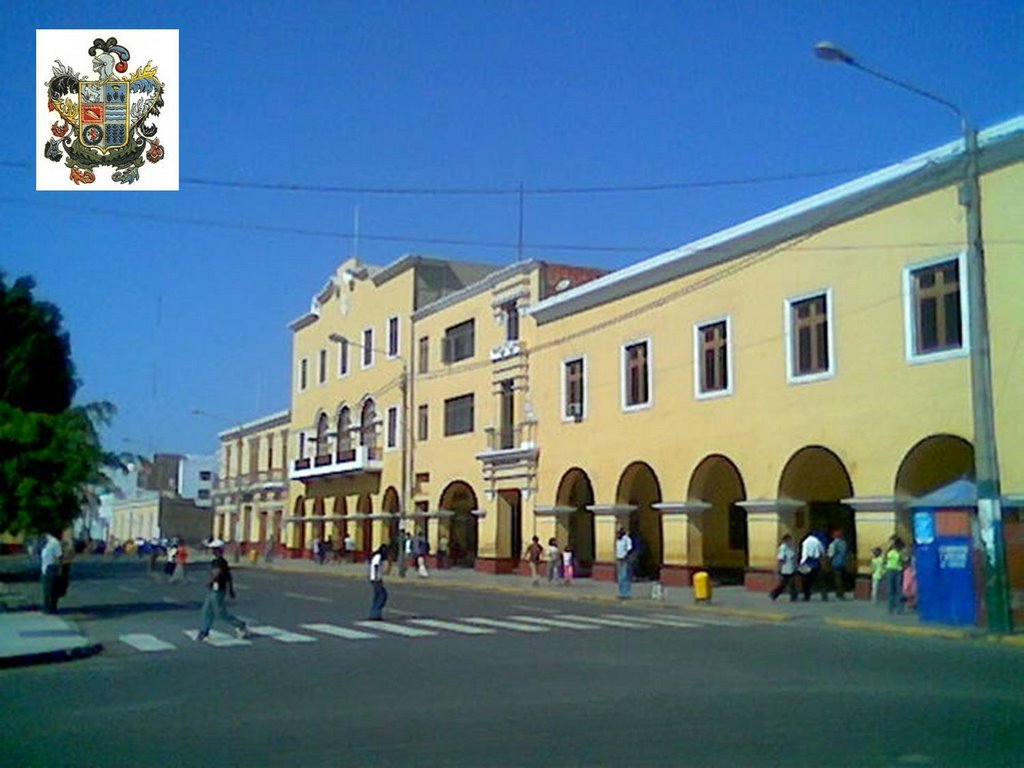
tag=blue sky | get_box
[2,1,1021,457]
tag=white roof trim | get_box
[531,116,1024,324]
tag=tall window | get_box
[696,319,729,396]
[315,413,329,458]
[388,317,400,357]
[443,393,474,436]
[418,336,429,374]
[442,319,475,364]
[337,337,349,377]
[502,301,520,342]
[336,407,352,456]
[417,404,429,441]
[318,349,327,384]
[360,399,377,451]
[908,257,964,358]
[386,406,399,449]
[787,291,833,381]
[564,357,585,419]
[299,358,308,391]
[622,340,651,409]
[362,328,374,368]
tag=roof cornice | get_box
[531,115,1024,324]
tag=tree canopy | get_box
[0,273,122,535]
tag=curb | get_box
[0,641,103,670]
[824,617,984,643]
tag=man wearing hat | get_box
[195,539,249,641]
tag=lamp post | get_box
[191,408,246,564]
[328,334,411,553]
[815,42,1011,633]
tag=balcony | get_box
[490,339,524,362]
[213,468,288,492]
[476,425,538,464]
[290,445,383,481]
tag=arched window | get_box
[315,413,329,458]
[360,399,377,451]
[337,406,352,453]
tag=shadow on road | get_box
[65,600,202,621]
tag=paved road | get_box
[3,559,1022,767]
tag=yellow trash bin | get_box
[249,548,259,563]
[693,571,712,603]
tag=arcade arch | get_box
[556,468,596,576]
[615,462,663,580]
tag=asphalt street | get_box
[3,558,1022,767]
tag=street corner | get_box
[0,611,103,669]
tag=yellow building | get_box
[277,116,1023,623]
[529,116,1024,599]
[212,410,290,556]
[110,494,212,546]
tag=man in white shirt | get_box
[615,528,633,599]
[769,534,798,602]
[368,544,388,620]
[799,531,827,602]
[40,532,63,614]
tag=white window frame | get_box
[784,288,835,385]
[336,337,350,378]
[620,337,653,412]
[387,316,401,359]
[385,405,400,451]
[902,250,970,366]
[361,327,374,369]
[693,315,734,400]
[560,355,588,422]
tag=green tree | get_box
[0,273,123,535]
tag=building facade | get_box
[212,410,290,555]
[262,115,1022,624]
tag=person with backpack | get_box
[195,540,249,642]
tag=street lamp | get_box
[815,42,1011,633]
[328,334,411,549]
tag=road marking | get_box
[183,629,252,647]
[302,623,379,640]
[282,591,333,603]
[384,608,417,617]
[233,584,251,591]
[461,617,550,633]
[247,625,317,643]
[353,621,437,637]
[513,604,560,614]
[120,633,176,652]
[556,614,652,629]
[117,586,141,594]
[507,615,602,630]
[408,619,495,635]
[606,614,700,628]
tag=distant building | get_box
[109,495,213,546]
[138,453,184,495]
[178,454,217,508]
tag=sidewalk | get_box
[244,555,1024,646]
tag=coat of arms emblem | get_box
[43,36,166,185]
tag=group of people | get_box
[311,534,358,565]
[523,536,576,587]
[769,530,917,611]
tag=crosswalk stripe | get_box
[605,614,700,628]
[353,621,437,637]
[247,625,317,643]
[556,614,652,629]
[507,615,602,630]
[302,623,379,640]
[460,617,550,633]
[120,633,176,652]
[183,629,252,647]
[408,619,495,635]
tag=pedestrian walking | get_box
[798,531,826,601]
[826,529,850,600]
[524,535,543,586]
[39,531,62,614]
[57,532,75,603]
[164,542,178,580]
[615,528,633,599]
[344,532,356,563]
[195,539,249,642]
[769,533,798,602]
[546,538,562,583]
[884,537,906,614]
[414,531,430,578]
[368,544,388,620]
[869,547,884,603]
[561,546,575,586]
[169,541,189,584]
